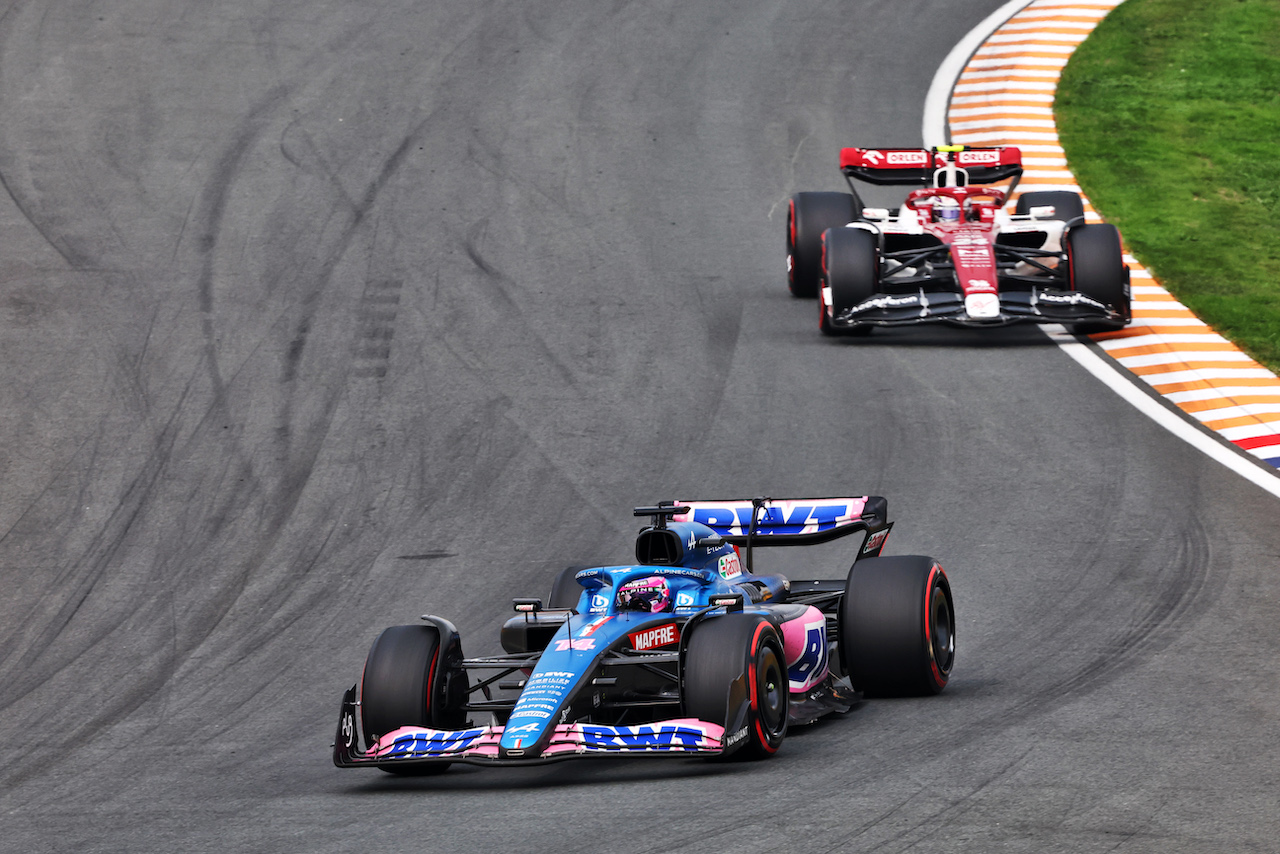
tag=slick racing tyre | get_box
[360,624,466,775]
[788,192,858,298]
[1065,223,1130,332]
[840,555,955,696]
[1015,190,1085,224]
[684,614,788,759]
[819,226,878,337]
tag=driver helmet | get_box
[616,576,672,613]
[936,197,962,223]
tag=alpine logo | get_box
[629,623,679,651]
[505,722,540,735]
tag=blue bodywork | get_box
[499,520,761,756]
[334,498,887,768]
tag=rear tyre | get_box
[684,614,788,759]
[1015,190,1085,223]
[548,565,588,610]
[840,555,955,696]
[1065,223,1130,332]
[819,226,879,337]
[789,192,858,298]
[360,624,465,775]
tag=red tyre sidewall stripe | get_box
[819,235,831,326]
[923,565,948,690]
[425,641,440,724]
[747,621,780,753]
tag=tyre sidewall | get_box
[790,192,857,298]
[683,614,788,758]
[359,624,443,746]
[820,227,879,335]
[840,555,955,697]
[1066,223,1128,309]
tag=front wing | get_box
[332,687,726,768]
[830,288,1128,329]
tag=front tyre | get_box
[1065,223,1130,332]
[819,226,879,337]
[360,624,466,775]
[840,555,955,696]
[789,192,858,298]
[684,614,788,759]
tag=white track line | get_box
[923,0,1280,499]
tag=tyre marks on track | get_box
[352,278,402,379]
[947,0,1280,473]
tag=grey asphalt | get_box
[2,2,1278,852]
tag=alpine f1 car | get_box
[333,497,956,772]
[786,145,1131,335]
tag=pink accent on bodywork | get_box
[369,718,726,761]
[781,605,830,692]
[671,498,869,538]
[372,725,503,759]
[541,719,725,756]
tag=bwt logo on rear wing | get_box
[670,497,888,546]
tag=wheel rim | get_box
[756,646,787,737]
[929,584,955,674]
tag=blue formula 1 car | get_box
[332,497,956,772]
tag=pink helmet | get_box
[616,576,672,613]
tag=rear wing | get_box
[840,145,1022,188]
[668,497,888,546]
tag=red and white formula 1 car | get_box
[786,145,1131,335]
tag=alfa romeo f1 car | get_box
[786,145,1131,335]
[333,497,956,772]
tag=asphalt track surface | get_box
[2,2,1278,852]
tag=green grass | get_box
[1055,0,1280,370]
